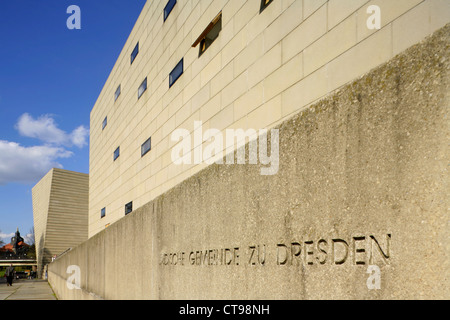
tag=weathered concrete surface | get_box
[49,25,449,300]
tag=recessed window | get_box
[192,12,222,57]
[131,42,139,65]
[102,116,107,130]
[141,137,151,157]
[164,0,176,22]
[125,201,133,215]
[101,207,106,219]
[114,85,121,101]
[114,147,120,161]
[260,0,273,13]
[169,58,183,88]
[138,77,147,99]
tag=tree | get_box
[26,227,36,259]
[27,227,35,245]
[0,229,5,247]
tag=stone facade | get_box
[32,169,89,277]
[49,24,450,299]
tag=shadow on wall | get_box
[37,236,52,279]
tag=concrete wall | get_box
[32,169,89,278]
[49,25,449,299]
[89,0,450,237]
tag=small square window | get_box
[138,77,147,99]
[192,12,222,57]
[141,137,152,157]
[260,0,273,13]
[164,0,177,22]
[169,58,183,88]
[101,207,106,218]
[114,85,121,101]
[131,42,139,65]
[114,146,120,161]
[102,116,107,130]
[125,201,133,215]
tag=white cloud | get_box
[0,232,33,245]
[0,140,73,185]
[0,232,14,240]
[70,125,90,148]
[15,113,89,148]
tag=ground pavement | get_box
[0,278,57,300]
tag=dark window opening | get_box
[102,116,107,130]
[138,77,147,99]
[260,0,273,13]
[115,85,121,101]
[164,0,177,22]
[114,146,120,161]
[169,58,183,87]
[141,137,152,157]
[192,12,222,57]
[131,42,139,64]
[125,202,133,215]
[101,207,106,219]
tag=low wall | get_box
[49,25,449,300]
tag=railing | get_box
[0,255,35,261]
[52,248,72,262]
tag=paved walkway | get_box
[0,279,57,300]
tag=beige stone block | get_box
[282,0,298,11]
[282,4,327,63]
[356,0,423,42]
[393,0,450,56]
[393,2,431,56]
[222,26,249,67]
[156,106,169,132]
[281,65,327,117]
[429,0,450,31]
[221,70,249,107]
[167,91,184,121]
[178,110,200,136]
[247,94,283,130]
[233,33,264,77]
[233,0,260,34]
[304,13,357,76]
[328,0,369,30]
[201,53,222,87]
[175,101,193,127]
[304,0,327,19]
[263,52,303,102]
[222,0,246,26]
[328,24,392,92]
[234,82,265,121]
[191,83,211,114]
[264,0,304,52]
[154,167,168,189]
[248,42,282,88]
[219,16,236,50]
[246,0,283,43]
[210,102,234,131]
[182,73,201,105]
[200,93,222,122]
[211,60,235,97]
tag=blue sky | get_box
[0,0,146,243]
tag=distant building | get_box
[32,168,89,278]
[0,228,29,259]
